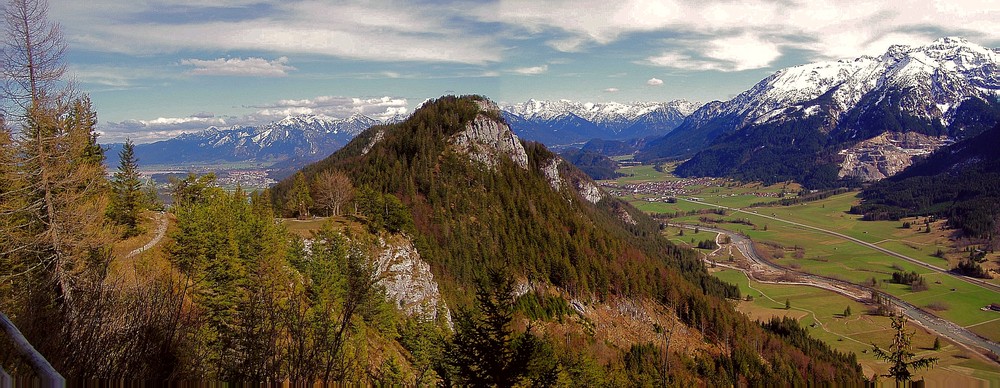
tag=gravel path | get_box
[126,212,168,259]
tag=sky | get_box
[46,0,1000,143]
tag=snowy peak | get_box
[641,37,1000,186]
[499,99,702,146]
[726,37,999,124]
[122,113,395,168]
[502,99,700,125]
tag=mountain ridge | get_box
[269,95,863,384]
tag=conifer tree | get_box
[288,171,312,219]
[871,314,937,384]
[109,138,144,237]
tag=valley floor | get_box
[606,161,1000,383]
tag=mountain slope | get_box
[271,95,863,384]
[501,99,699,146]
[638,37,1000,186]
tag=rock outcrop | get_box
[451,101,529,170]
[373,236,451,325]
[576,180,605,204]
[541,157,563,191]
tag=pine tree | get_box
[109,138,144,237]
[785,299,791,310]
[933,336,941,351]
[871,314,937,384]
[287,171,312,219]
[844,306,852,317]
[448,269,550,386]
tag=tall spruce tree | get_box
[109,138,144,237]
[287,171,312,219]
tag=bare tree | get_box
[312,169,354,217]
[2,0,66,118]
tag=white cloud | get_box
[100,95,410,143]
[250,96,408,121]
[100,115,233,143]
[604,87,620,93]
[646,78,663,86]
[54,1,502,65]
[475,0,1000,68]
[513,65,549,75]
[182,57,296,77]
[643,34,781,72]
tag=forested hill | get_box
[272,95,863,384]
[854,122,1000,239]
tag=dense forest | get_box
[671,103,845,188]
[271,95,864,384]
[559,147,623,180]
[853,122,1000,241]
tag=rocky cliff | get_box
[373,235,452,325]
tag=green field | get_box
[668,209,1000,335]
[712,268,1000,385]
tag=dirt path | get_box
[126,212,168,259]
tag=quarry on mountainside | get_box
[837,132,952,181]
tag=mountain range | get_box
[109,37,999,189]
[104,113,400,168]
[106,100,699,171]
[638,37,1000,186]
[500,99,701,147]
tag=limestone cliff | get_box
[373,235,452,326]
[450,101,529,170]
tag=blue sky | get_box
[49,0,1000,143]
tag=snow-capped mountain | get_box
[640,37,1000,184]
[500,99,701,146]
[106,114,393,168]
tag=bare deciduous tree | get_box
[312,169,354,217]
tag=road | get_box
[675,223,1000,360]
[681,198,1000,293]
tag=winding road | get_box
[675,222,1000,360]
